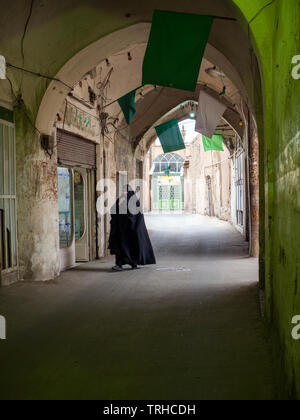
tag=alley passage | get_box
[0,214,275,400]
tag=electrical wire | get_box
[247,0,274,38]
[6,72,41,136]
[249,0,274,25]
[20,0,36,89]
[7,63,74,91]
[21,0,35,65]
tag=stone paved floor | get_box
[0,214,276,400]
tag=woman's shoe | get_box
[112,265,123,271]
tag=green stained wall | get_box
[233,0,300,398]
[271,0,300,399]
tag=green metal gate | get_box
[152,176,184,210]
[158,184,182,210]
[151,153,185,211]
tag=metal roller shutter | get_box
[57,129,96,169]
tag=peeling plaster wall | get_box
[15,111,60,281]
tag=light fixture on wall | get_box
[189,111,196,119]
[205,66,226,79]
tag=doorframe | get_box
[58,165,97,270]
[74,167,90,263]
[59,166,76,271]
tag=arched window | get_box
[153,153,184,174]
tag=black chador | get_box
[108,186,156,271]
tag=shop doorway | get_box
[58,166,96,270]
[74,168,91,262]
[57,129,97,271]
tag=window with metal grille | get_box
[0,120,18,271]
[153,153,184,173]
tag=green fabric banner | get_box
[0,105,14,123]
[117,88,139,125]
[142,10,213,91]
[155,119,185,153]
[202,134,224,152]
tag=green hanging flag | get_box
[202,134,224,152]
[117,87,139,125]
[142,10,213,91]
[155,119,185,154]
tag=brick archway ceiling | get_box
[128,84,243,148]
[29,1,258,135]
[141,106,237,155]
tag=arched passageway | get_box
[0,0,299,400]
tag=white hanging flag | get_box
[195,90,227,138]
[0,55,6,79]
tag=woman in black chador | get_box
[109,185,156,271]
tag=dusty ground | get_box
[0,214,275,400]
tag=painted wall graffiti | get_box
[63,102,100,141]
